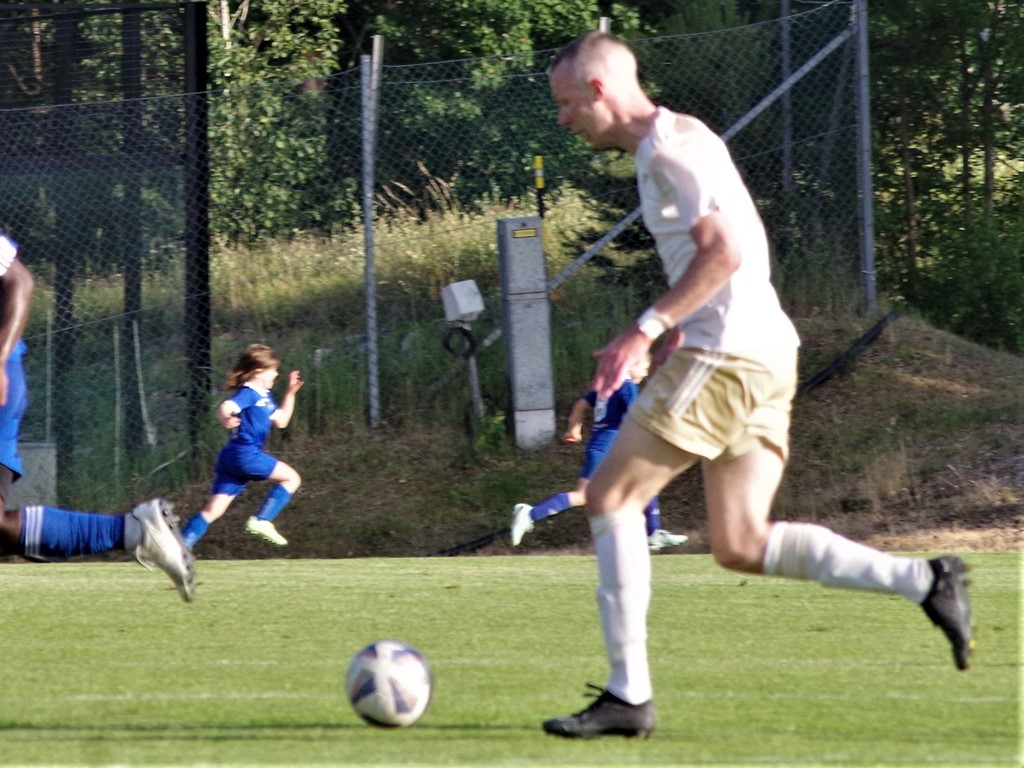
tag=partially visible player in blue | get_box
[510,357,687,552]
[0,234,195,601]
[181,343,303,549]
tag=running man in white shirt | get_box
[542,31,973,740]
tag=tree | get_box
[204,0,649,241]
[871,0,1024,349]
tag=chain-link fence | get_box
[0,2,207,509]
[0,1,861,510]
[363,0,861,429]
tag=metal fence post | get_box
[184,0,211,460]
[121,7,144,455]
[362,35,383,428]
[854,0,877,312]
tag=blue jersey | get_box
[211,383,280,495]
[579,379,639,478]
[225,383,278,448]
[584,379,638,437]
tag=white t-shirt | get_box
[634,107,800,353]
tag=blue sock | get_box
[643,498,661,536]
[19,505,125,560]
[181,514,209,548]
[531,492,572,521]
[255,485,292,522]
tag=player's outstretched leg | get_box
[921,556,974,670]
[542,684,656,739]
[132,499,196,602]
[245,484,292,546]
[762,522,975,669]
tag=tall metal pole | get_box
[779,0,793,263]
[854,0,877,311]
[121,7,144,454]
[184,0,211,456]
[362,35,383,428]
[781,0,793,192]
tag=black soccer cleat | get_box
[542,684,656,739]
[921,556,974,670]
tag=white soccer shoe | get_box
[648,529,688,552]
[245,516,288,546]
[132,498,196,602]
[510,503,535,546]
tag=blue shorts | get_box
[580,430,616,480]
[0,344,28,480]
[211,444,278,496]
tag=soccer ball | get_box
[345,639,433,727]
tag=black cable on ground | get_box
[796,309,898,397]
[436,527,508,557]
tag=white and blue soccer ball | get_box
[345,639,433,727]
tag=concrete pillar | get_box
[497,216,555,450]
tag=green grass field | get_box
[0,553,1018,767]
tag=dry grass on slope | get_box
[171,313,1024,560]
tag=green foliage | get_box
[871,1,1024,349]
[913,219,1024,352]
[473,412,509,457]
[207,1,352,242]
[207,78,360,243]
[448,409,513,469]
[774,241,864,317]
[369,0,604,61]
[203,0,636,243]
[213,0,346,73]
[624,0,785,34]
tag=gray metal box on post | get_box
[497,216,555,450]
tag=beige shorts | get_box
[630,347,798,463]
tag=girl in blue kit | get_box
[181,343,303,549]
[510,357,687,552]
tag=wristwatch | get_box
[636,307,673,340]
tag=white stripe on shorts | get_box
[21,504,43,560]
[665,351,724,417]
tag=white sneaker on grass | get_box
[246,516,288,546]
[648,529,688,552]
[510,503,534,546]
[132,498,196,602]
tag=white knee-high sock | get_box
[591,510,653,704]
[763,521,933,603]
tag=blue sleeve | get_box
[583,390,597,407]
[619,380,639,405]
[228,387,258,411]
